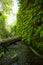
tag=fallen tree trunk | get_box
[0,36,21,47]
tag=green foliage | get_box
[0,12,11,56]
[0,51,4,58]
[0,0,12,57]
[0,12,10,38]
[0,0,12,13]
[11,0,43,50]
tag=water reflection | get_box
[12,62,18,65]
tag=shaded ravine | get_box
[11,42,43,65]
[0,42,43,65]
[12,42,29,65]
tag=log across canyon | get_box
[0,36,43,59]
[0,36,22,47]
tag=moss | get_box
[11,0,43,50]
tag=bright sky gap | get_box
[7,0,19,25]
[0,0,19,32]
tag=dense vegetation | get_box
[0,0,43,65]
[0,0,12,58]
[0,12,10,39]
[11,0,43,51]
[0,0,12,13]
[0,0,12,39]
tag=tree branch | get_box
[0,36,21,47]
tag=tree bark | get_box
[0,36,21,47]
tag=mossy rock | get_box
[0,47,18,65]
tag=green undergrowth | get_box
[11,0,43,51]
